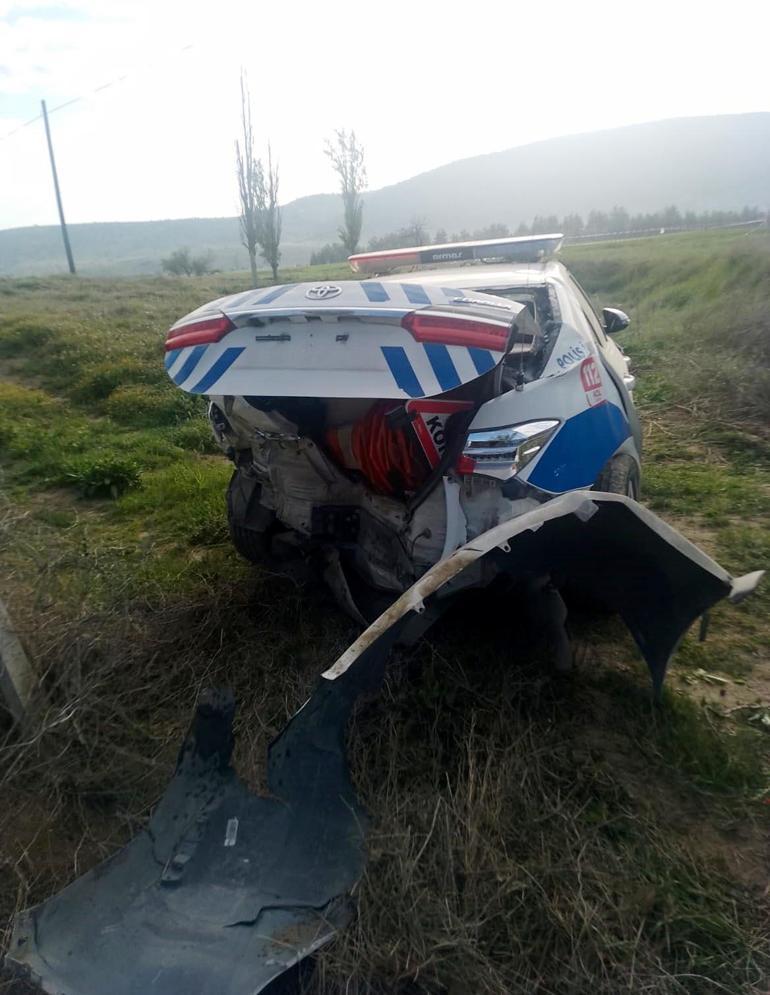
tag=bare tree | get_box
[235,71,263,287]
[257,144,281,281]
[324,129,367,255]
[403,217,429,245]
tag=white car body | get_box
[163,236,642,610]
[383,258,640,493]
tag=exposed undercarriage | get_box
[211,321,555,605]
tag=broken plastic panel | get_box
[6,493,762,995]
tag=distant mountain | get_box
[2,114,768,276]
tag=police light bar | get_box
[348,233,564,275]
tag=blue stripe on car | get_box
[164,348,181,370]
[468,347,496,374]
[189,347,246,393]
[423,343,461,391]
[362,281,389,302]
[171,345,208,385]
[381,346,423,397]
[401,284,431,306]
[527,402,630,492]
[254,285,295,305]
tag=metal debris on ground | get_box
[747,710,770,731]
[684,668,732,686]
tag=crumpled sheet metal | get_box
[6,492,762,995]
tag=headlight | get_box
[461,419,559,478]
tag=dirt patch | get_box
[580,714,769,893]
[680,668,770,711]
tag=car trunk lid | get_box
[164,281,535,400]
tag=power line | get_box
[0,44,194,143]
[1,96,83,141]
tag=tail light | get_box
[458,420,560,478]
[402,311,512,351]
[165,314,235,351]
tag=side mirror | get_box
[602,307,630,334]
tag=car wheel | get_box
[594,453,640,499]
[229,523,270,562]
[226,466,275,563]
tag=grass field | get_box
[0,228,768,993]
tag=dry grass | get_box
[307,603,769,995]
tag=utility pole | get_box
[41,99,76,274]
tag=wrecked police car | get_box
[167,235,643,630]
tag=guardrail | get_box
[562,217,768,245]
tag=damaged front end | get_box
[6,493,762,995]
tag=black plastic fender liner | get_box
[6,622,407,995]
[6,493,762,994]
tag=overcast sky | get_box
[1,0,768,231]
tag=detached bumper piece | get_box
[7,493,762,995]
[322,491,763,693]
[7,677,390,995]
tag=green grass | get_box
[118,460,232,544]
[642,462,767,521]
[647,690,762,794]
[0,380,210,497]
[0,229,768,994]
[565,228,770,426]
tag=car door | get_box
[564,274,635,392]
[558,273,642,457]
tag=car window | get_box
[566,275,608,345]
[478,287,545,322]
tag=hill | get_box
[1,113,768,276]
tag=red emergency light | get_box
[349,234,563,275]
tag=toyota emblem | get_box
[305,284,342,300]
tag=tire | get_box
[226,466,275,563]
[594,453,641,499]
[229,522,270,563]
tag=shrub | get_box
[64,454,141,498]
[73,358,162,403]
[0,319,56,357]
[161,248,213,276]
[169,420,220,454]
[105,384,200,427]
[119,461,230,544]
